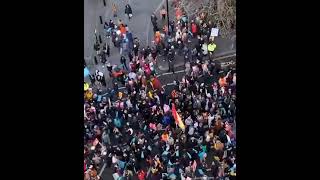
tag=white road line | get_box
[98,163,107,177]
[146,16,150,45]
[166,82,175,86]
[160,70,185,76]
[155,54,236,77]
[155,0,167,12]
[213,53,236,61]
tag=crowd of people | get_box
[84,1,236,180]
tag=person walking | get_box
[125,4,133,20]
[191,20,198,37]
[95,70,105,88]
[167,46,175,73]
[106,43,110,57]
[112,3,118,17]
[151,13,158,27]
[120,56,128,70]
[128,52,133,62]
[106,62,113,77]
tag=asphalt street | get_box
[84,0,166,87]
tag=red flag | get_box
[151,77,162,90]
[171,103,185,130]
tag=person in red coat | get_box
[191,21,198,37]
[137,169,146,180]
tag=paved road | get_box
[84,0,166,85]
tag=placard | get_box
[211,28,219,37]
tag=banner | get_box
[210,28,219,37]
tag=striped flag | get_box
[171,103,185,130]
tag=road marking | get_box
[159,70,185,76]
[213,53,236,61]
[166,82,176,86]
[146,15,150,45]
[98,163,107,177]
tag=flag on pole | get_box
[171,103,185,130]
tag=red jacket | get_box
[191,23,197,33]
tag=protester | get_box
[125,4,133,20]
[112,3,118,17]
[120,56,128,70]
[151,13,158,27]
[84,55,236,180]
[84,2,236,179]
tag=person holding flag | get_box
[171,103,185,131]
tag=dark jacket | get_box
[151,15,157,25]
[125,5,132,14]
